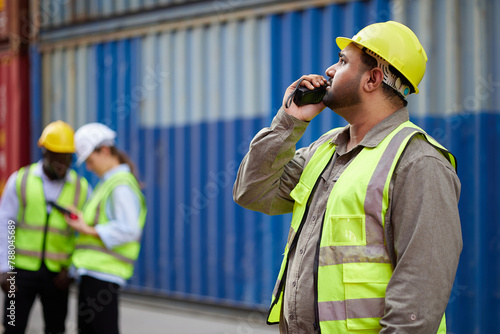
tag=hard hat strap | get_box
[359,46,412,100]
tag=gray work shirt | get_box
[233,107,462,333]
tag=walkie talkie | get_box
[293,84,328,106]
[286,78,328,108]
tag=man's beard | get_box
[43,161,68,180]
[323,75,362,110]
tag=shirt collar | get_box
[102,164,131,181]
[330,107,410,150]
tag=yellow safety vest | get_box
[267,121,456,333]
[14,164,89,272]
[72,171,147,280]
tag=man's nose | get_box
[325,64,336,78]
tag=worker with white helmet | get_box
[234,21,462,333]
[0,121,90,333]
[64,123,146,334]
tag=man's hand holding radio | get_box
[283,74,329,122]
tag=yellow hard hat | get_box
[38,121,76,153]
[336,21,427,95]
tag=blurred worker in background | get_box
[234,21,462,333]
[65,123,146,334]
[0,121,89,334]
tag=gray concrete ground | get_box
[2,291,278,334]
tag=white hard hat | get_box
[74,123,116,166]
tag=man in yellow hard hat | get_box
[0,121,89,334]
[234,21,462,333]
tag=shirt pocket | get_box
[343,263,392,331]
[324,215,366,246]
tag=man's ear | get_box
[364,67,384,92]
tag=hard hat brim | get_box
[76,152,90,167]
[38,140,76,153]
[336,37,353,52]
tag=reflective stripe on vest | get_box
[16,222,73,237]
[267,122,454,333]
[73,171,146,279]
[74,245,135,265]
[14,164,88,272]
[16,249,70,262]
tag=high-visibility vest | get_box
[72,171,147,280]
[14,164,89,272]
[267,121,456,333]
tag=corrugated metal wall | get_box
[31,8,276,307]
[31,14,278,307]
[0,0,30,195]
[0,0,30,42]
[30,0,500,332]
[391,1,500,333]
[38,0,202,28]
[0,50,30,194]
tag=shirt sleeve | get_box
[233,108,310,216]
[0,172,20,273]
[380,138,462,333]
[95,184,142,249]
